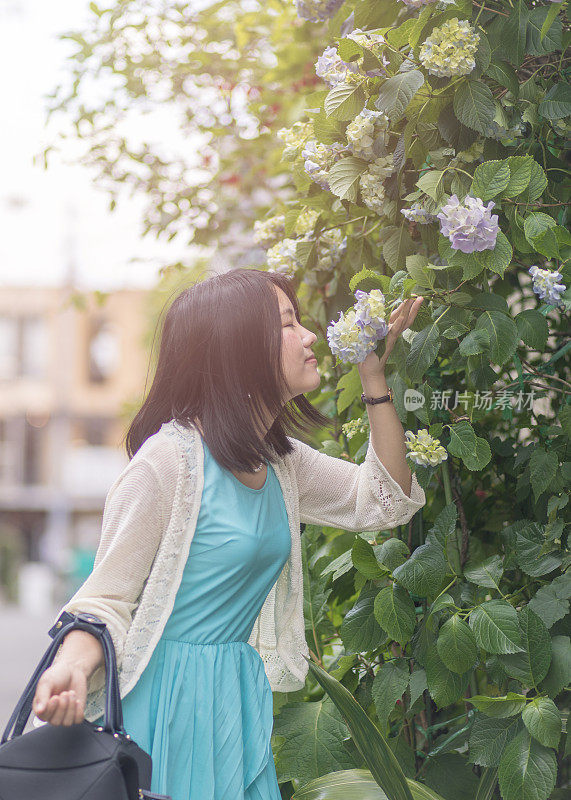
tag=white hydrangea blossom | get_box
[315,45,361,87]
[267,238,299,277]
[346,108,390,160]
[342,416,370,439]
[253,214,286,247]
[401,202,438,224]
[302,138,351,190]
[419,18,480,78]
[345,28,391,77]
[277,120,314,160]
[405,430,448,467]
[359,155,396,215]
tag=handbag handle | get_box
[1,611,127,744]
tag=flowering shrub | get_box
[255,1,570,798]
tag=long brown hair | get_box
[123,267,334,471]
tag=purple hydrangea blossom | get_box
[353,289,389,339]
[327,308,378,364]
[437,194,499,253]
[315,45,359,87]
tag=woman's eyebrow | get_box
[281,308,295,318]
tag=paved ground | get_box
[0,600,60,735]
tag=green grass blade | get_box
[475,767,498,800]
[306,659,414,800]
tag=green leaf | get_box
[292,768,448,800]
[372,659,410,733]
[425,648,470,708]
[469,601,523,654]
[424,753,479,800]
[305,660,415,800]
[469,715,523,766]
[517,159,547,202]
[471,160,510,202]
[324,83,367,121]
[352,536,387,580]
[374,585,416,646]
[273,696,357,785]
[508,521,562,576]
[500,607,551,688]
[528,573,571,629]
[406,324,441,383]
[485,60,519,98]
[475,767,499,800]
[337,365,362,414]
[382,225,416,273]
[497,729,557,800]
[523,211,556,244]
[515,310,549,351]
[539,3,563,44]
[416,170,446,202]
[447,421,492,471]
[501,155,533,197]
[468,693,528,718]
[522,697,562,749]
[429,593,455,617]
[464,555,504,590]
[328,156,370,203]
[453,79,496,135]
[349,267,385,293]
[458,328,490,357]
[526,7,563,55]
[375,538,409,572]
[375,70,424,121]
[540,635,571,698]
[474,310,519,366]
[437,615,478,674]
[392,541,447,598]
[409,668,428,708]
[340,582,387,654]
[503,0,529,66]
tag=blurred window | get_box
[87,319,119,383]
[0,315,46,380]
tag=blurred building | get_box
[0,284,152,606]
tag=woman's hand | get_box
[33,661,88,726]
[358,296,424,379]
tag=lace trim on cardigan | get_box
[83,420,202,721]
[364,441,425,528]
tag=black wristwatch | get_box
[361,387,393,405]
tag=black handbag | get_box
[0,610,172,800]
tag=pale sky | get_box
[0,0,208,291]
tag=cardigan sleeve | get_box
[288,435,426,532]
[50,455,174,693]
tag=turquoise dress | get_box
[95,436,291,800]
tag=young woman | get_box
[32,267,425,800]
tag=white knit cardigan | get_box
[42,418,426,724]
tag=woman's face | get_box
[275,287,320,402]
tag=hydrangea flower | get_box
[293,208,320,236]
[401,202,438,224]
[359,155,396,215]
[327,307,378,364]
[302,138,351,190]
[267,229,347,277]
[342,415,369,439]
[437,194,499,253]
[345,28,391,77]
[294,0,345,22]
[419,18,480,78]
[346,108,390,160]
[315,45,361,87]
[277,120,314,160]
[267,238,299,277]
[253,214,286,247]
[405,430,448,467]
[528,265,567,307]
[353,289,389,339]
